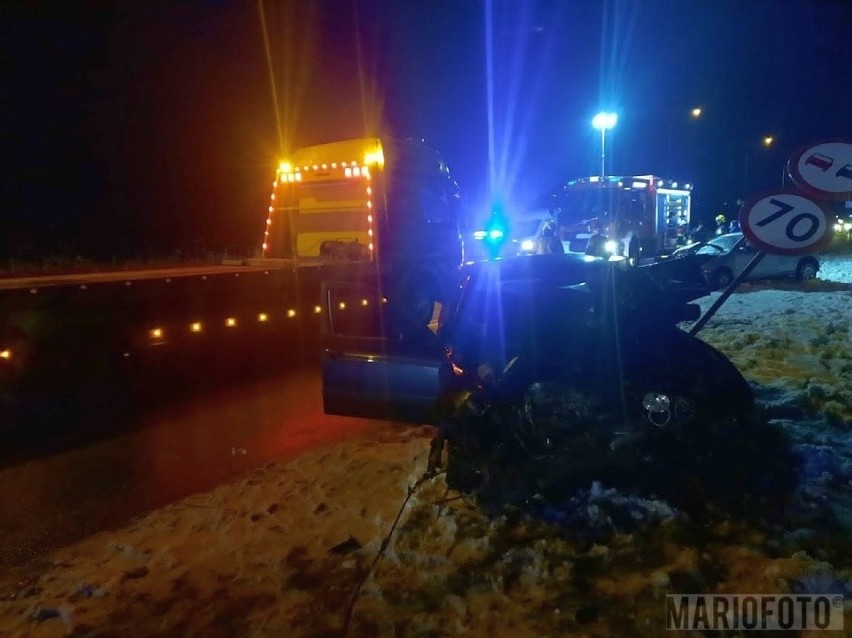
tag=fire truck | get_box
[550,175,692,258]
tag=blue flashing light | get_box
[482,208,509,258]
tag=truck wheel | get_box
[710,268,733,290]
[795,258,818,281]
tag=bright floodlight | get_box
[592,112,618,177]
[592,112,618,130]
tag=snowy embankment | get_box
[0,256,849,637]
[697,253,851,491]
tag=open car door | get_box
[320,279,443,424]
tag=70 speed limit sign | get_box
[740,189,833,256]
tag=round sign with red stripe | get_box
[787,139,852,200]
[740,189,833,256]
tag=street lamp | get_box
[691,107,702,118]
[592,112,618,177]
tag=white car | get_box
[672,233,820,289]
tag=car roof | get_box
[712,232,743,241]
[460,254,610,294]
[464,252,604,277]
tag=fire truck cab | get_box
[550,175,692,258]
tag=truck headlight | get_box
[520,239,535,252]
[604,240,619,254]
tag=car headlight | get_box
[643,392,672,427]
[604,240,619,254]
[642,392,671,413]
[520,239,535,252]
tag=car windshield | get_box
[697,233,742,254]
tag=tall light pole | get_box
[592,112,617,177]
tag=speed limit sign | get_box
[740,189,833,256]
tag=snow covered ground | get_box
[0,254,849,637]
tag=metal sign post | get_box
[689,236,762,335]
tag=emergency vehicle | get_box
[257,137,464,326]
[0,137,465,389]
[551,175,692,258]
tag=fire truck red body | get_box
[551,175,692,257]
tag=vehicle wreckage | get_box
[321,253,783,512]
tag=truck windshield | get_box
[555,188,648,229]
[276,179,372,258]
[288,180,369,210]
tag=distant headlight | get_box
[844,222,852,231]
[835,223,843,232]
[604,240,619,254]
[520,239,535,252]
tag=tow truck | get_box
[551,175,693,258]
[252,137,463,327]
[0,137,465,394]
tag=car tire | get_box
[710,268,733,290]
[795,258,818,281]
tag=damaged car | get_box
[671,232,820,289]
[320,253,758,506]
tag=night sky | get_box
[1,1,849,260]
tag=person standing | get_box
[690,223,710,243]
[536,222,564,255]
[715,214,729,236]
[585,221,607,258]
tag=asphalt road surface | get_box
[0,363,387,572]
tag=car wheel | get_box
[796,258,818,281]
[710,268,733,290]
